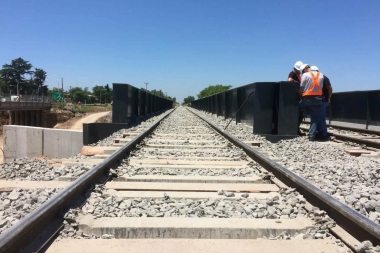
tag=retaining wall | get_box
[3,125,82,162]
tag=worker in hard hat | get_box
[299,64,324,141]
[288,61,305,135]
[288,61,303,82]
[310,66,333,140]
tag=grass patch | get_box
[52,103,111,113]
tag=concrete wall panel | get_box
[3,125,43,162]
[43,128,82,159]
[43,128,59,159]
[3,126,82,162]
[3,126,17,160]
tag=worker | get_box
[288,61,305,135]
[310,66,333,140]
[299,64,324,141]
[288,61,303,82]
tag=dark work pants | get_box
[299,96,322,139]
[306,105,321,139]
[317,102,328,137]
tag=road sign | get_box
[52,92,62,101]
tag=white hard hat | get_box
[300,64,310,74]
[310,66,319,72]
[294,61,303,71]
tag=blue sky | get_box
[1,0,379,103]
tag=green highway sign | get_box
[52,92,62,101]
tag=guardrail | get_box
[192,83,380,131]
[326,90,380,128]
[191,82,300,139]
[112,83,173,123]
[0,95,51,111]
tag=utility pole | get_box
[61,78,64,107]
[144,82,149,91]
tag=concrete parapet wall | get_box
[3,125,43,161]
[43,128,83,159]
[3,125,82,162]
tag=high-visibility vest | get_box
[303,72,322,96]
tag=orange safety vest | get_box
[303,72,322,96]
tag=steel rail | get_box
[302,121,380,136]
[189,109,380,246]
[300,126,380,149]
[0,109,174,253]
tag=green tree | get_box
[0,78,6,94]
[70,87,88,103]
[197,84,232,99]
[150,89,165,97]
[0,57,33,94]
[92,85,112,104]
[149,89,175,101]
[33,68,47,95]
[22,77,36,95]
[182,96,195,105]
[92,85,104,102]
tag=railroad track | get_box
[0,107,379,253]
[300,122,380,150]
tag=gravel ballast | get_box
[0,188,60,235]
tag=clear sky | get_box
[1,0,379,103]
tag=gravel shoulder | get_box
[0,135,3,164]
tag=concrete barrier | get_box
[3,125,82,162]
[43,128,82,159]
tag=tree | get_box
[183,96,195,105]
[0,78,6,94]
[92,85,112,104]
[197,84,232,99]
[150,89,165,97]
[33,68,47,95]
[0,57,33,94]
[22,77,36,95]
[70,87,88,103]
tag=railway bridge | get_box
[0,83,379,253]
[0,95,55,128]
